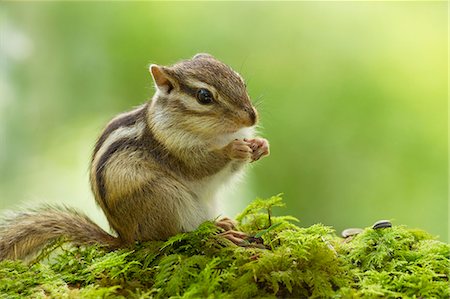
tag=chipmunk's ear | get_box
[149,64,175,94]
[193,53,215,60]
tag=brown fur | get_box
[166,56,249,108]
[92,104,146,159]
[0,54,265,260]
[0,206,120,260]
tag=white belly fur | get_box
[177,127,254,232]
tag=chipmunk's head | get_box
[148,54,257,142]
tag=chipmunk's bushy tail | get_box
[0,205,120,261]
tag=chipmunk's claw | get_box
[216,217,237,231]
[244,138,270,162]
[219,230,248,245]
[216,217,248,245]
[225,139,253,161]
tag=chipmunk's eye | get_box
[196,88,214,105]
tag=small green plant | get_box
[0,194,448,298]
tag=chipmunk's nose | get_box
[245,106,258,126]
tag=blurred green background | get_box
[0,2,447,241]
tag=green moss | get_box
[337,225,450,298]
[1,195,448,298]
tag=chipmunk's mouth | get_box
[225,126,255,139]
[210,126,255,148]
[222,121,256,135]
[222,119,256,133]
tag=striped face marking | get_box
[149,55,258,139]
[168,58,250,111]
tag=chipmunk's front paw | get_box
[225,139,252,161]
[244,138,270,162]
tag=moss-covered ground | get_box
[1,195,449,298]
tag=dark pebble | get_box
[372,220,392,229]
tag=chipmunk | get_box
[0,53,269,260]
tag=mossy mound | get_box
[1,195,449,298]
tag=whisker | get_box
[238,55,249,75]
